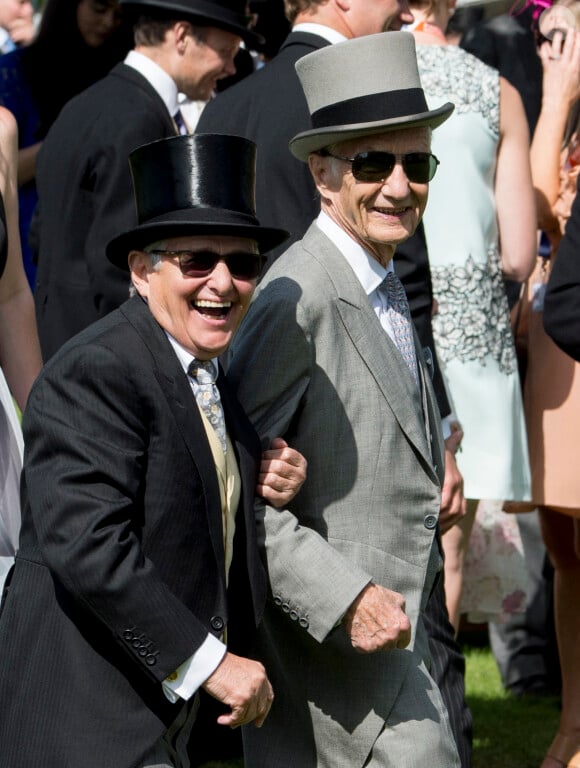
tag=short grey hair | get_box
[128,241,165,296]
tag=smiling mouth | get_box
[372,206,411,216]
[192,299,233,319]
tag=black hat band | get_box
[311,89,429,130]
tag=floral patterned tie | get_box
[383,271,419,387]
[188,359,227,453]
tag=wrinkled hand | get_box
[257,437,307,508]
[202,652,274,729]
[343,583,411,653]
[440,424,466,534]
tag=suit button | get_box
[210,616,225,631]
[289,610,298,621]
[281,602,290,613]
[273,595,282,606]
[145,653,157,666]
[298,617,309,629]
[123,629,134,641]
[424,514,438,530]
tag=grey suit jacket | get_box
[227,224,446,767]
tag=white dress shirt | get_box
[124,49,181,119]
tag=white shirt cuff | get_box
[441,416,451,441]
[162,634,227,703]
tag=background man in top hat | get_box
[199,1,472,763]
[226,33,461,767]
[0,132,307,768]
[33,0,259,362]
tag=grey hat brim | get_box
[289,101,455,162]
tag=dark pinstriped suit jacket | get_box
[0,296,266,767]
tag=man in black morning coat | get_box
[0,133,305,768]
[33,0,261,361]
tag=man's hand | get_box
[257,437,307,508]
[440,423,466,534]
[343,583,411,653]
[202,652,274,729]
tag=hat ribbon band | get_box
[310,89,429,130]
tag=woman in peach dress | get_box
[524,12,580,767]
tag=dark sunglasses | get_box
[149,249,265,280]
[319,150,440,183]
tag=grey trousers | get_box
[363,659,461,768]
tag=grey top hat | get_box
[289,32,454,162]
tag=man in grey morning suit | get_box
[226,33,461,767]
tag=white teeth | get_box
[194,300,232,308]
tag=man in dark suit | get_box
[198,1,471,762]
[34,0,261,361]
[0,133,306,768]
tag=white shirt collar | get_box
[291,23,347,45]
[165,332,219,377]
[125,50,181,117]
[315,211,393,297]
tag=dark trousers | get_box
[425,572,473,768]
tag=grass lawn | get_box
[466,642,560,768]
[198,641,561,768]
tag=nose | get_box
[208,259,235,291]
[223,53,237,77]
[381,161,411,197]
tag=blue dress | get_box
[416,44,531,501]
[0,48,40,287]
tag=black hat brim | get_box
[107,217,289,270]
[120,0,264,47]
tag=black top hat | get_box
[120,0,263,47]
[107,134,288,268]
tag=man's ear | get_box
[129,250,151,298]
[309,152,332,195]
[173,20,190,53]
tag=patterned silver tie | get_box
[188,359,227,453]
[383,271,419,386]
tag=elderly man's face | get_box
[310,128,431,267]
[347,0,414,34]
[130,234,260,360]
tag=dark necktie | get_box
[173,109,188,136]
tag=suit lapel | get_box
[302,225,438,477]
[120,298,225,566]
